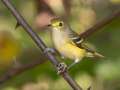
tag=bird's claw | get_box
[57,62,67,74]
[44,48,55,54]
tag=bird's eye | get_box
[59,22,63,26]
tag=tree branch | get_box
[79,10,120,39]
[1,0,82,90]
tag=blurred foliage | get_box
[0,30,21,68]
[0,0,120,90]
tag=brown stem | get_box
[79,10,120,39]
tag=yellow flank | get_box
[58,43,86,60]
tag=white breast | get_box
[52,28,69,49]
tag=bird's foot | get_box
[44,48,55,54]
[57,62,67,74]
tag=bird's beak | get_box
[45,24,52,31]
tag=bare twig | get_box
[1,0,82,90]
[79,10,120,39]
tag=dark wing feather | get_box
[67,27,84,47]
[67,28,83,46]
[68,27,104,58]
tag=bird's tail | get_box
[86,52,105,58]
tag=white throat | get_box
[52,28,69,48]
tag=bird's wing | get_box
[67,28,104,58]
[67,28,83,47]
[67,27,93,51]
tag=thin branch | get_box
[79,10,120,39]
[1,0,82,90]
[0,58,47,84]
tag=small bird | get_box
[48,18,104,69]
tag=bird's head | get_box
[48,18,64,30]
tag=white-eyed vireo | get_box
[48,18,104,69]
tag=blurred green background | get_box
[0,0,120,90]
